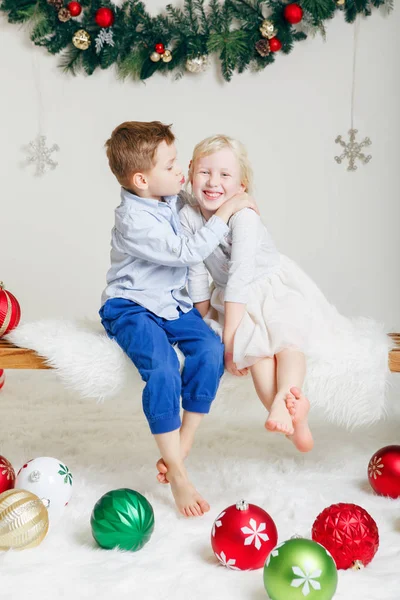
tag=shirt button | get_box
[172,247,178,254]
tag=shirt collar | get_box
[121,187,178,210]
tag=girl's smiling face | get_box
[191,148,245,216]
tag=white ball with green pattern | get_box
[263,538,338,600]
[16,456,73,524]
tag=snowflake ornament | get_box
[291,562,322,597]
[334,128,372,171]
[95,28,115,54]
[25,135,59,176]
[368,456,384,479]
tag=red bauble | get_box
[67,1,82,16]
[368,445,400,499]
[0,369,4,390]
[269,37,282,53]
[155,43,165,54]
[283,3,304,24]
[312,503,379,570]
[0,282,21,338]
[0,455,16,494]
[211,500,278,570]
[95,7,115,28]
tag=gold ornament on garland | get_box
[337,0,345,5]
[0,489,49,550]
[47,0,63,10]
[259,19,277,40]
[150,51,161,62]
[255,39,270,57]
[161,49,172,63]
[72,29,91,50]
[185,54,210,73]
[58,7,71,22]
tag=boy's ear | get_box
[132,172,148,190]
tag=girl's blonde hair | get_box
[188,134,253,194]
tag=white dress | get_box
[179,204,372,370]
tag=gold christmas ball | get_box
[58,7,71,22]
[72,29,91,51]
[161,50,172,63]
[337,0,345,5]
[185,54,210,73]
[150,51,161,63]
[260,19,277,40]
[0,489,49,550]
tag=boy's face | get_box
[132,141,184,200]
[191,148,245,214]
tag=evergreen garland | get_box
[0,0,393,81]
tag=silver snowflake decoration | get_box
[25,135,59,176]
[95,28,115,54]
[334,128,372,171]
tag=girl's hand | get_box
[216,192,259,223]
[224,351,249,377]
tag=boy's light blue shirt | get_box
[101,188,229,320]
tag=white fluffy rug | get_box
[7,318,393,429]
[1,369,400,600]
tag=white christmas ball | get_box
[16,456,73,523]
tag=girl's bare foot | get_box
[167,468,210,517]
[285,387,314,452]
[265,395,295,435]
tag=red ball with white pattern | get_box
[0,369,5,390]
[368,445,400,499]
[0,454,16,494]
[211,500,278,570]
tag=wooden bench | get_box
[1,334,400,372]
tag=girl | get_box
[176,134,363,454]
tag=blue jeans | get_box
[99,298,224,434]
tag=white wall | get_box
[1,4,399,331]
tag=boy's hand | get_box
[224,351,249,377]
[216,192,259,223]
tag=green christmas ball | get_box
[263,538,338,600]
[91,488,155,552]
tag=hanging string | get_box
[350,18,360,130]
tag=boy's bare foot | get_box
[167,468,210,517]
[156,457,169,484]
[265,395,295,435]
[285,387,314,452]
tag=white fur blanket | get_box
[7,317,393,429]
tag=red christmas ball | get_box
[283,3,304,24]
[0,369,4,390]
[312,503,379,570]
[0,282,21,338]
[0,455,16,494]
[67,1,82,17]
[368,445,400,498]
[269,37,282,53]
[211,500,278,570]
[155,43,165,55]
[95,7,115,28]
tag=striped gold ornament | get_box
[0,489,49,550]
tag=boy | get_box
[100,121,257,517]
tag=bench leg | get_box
[0,369,4,390]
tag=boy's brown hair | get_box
[105,121,175,187]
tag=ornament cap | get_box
[0,282,4,289]
[352,560,365,570]
[235,499,249,511]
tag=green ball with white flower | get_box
[263,538,338,600]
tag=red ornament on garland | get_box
[155,43,165,54]
[0,281,21,338]
[269,37,282,53]
[95,7,115,28]
[368,445,400,499]
[283,3,304,25]
[0,455,16,494]
[67,1,82,17]
[0,370,4,390]
[312,502,379,570]
[211,499,278,570]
